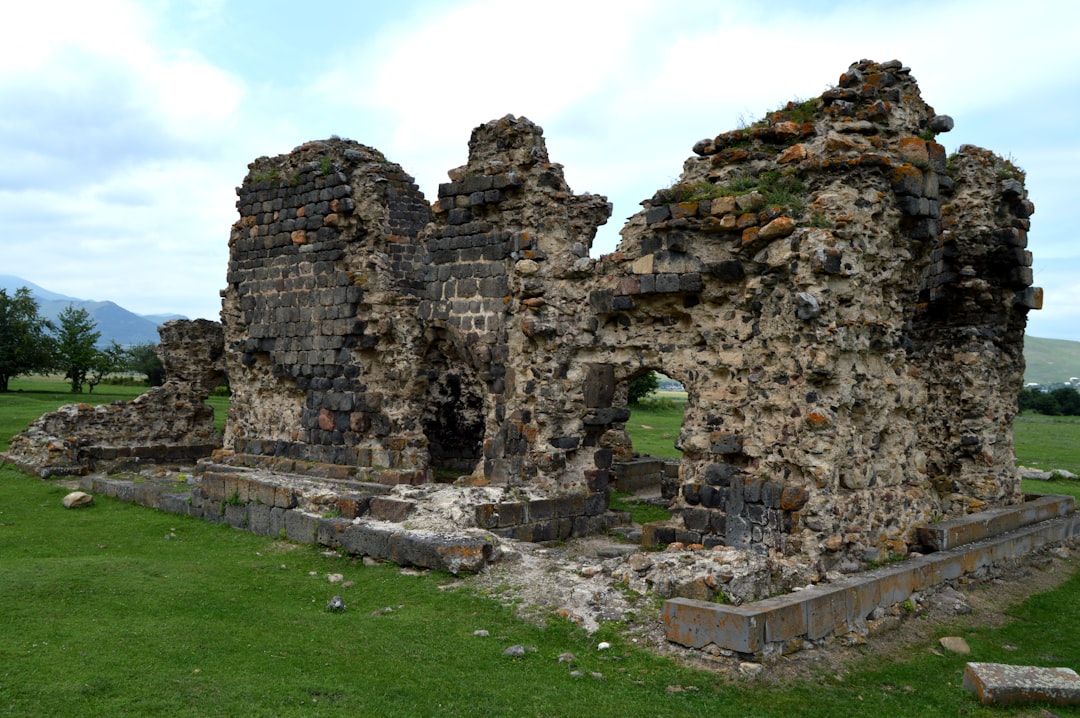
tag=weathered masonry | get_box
[215,58,1040,567]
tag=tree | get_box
[1018,387,1043,412]
[1051,386,1080,416]
[54,306,101,393]
[627,371,659,405]
[125,342,166,386]
[86,341,125,394]
[0,287,54,392]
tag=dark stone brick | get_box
[593,448,613,468]
[655,273,680,293]
[711,260,745,281]
[705,463,739,486]
[497,502,525,527]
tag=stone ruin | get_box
[6,59,1043,576]
[5,319,224,476]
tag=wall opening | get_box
[614,369,686,504]
[418,332,487,482]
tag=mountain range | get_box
[1,275,1076,385]
[0,275,186,347]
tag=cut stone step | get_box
[963,662,1080,706]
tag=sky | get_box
[2,0,1078,339]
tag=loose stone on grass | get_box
[62,491,93,509]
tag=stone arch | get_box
[415,325,489,482]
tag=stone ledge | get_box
[665,504,1080,659]
[918,493,1075,551]
[963,662,1080,706]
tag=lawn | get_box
[3,466,1080,717]
[1014,412,1080,476]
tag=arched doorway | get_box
[418,330,487,482]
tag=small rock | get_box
[473,630,489,637]
[325,596,346,612]
[327,573,344,584]
[591,672,604,680]
[62,491,93,509]
[740,662,764,678]
[569,670,583,677]
[940,636,971,654]
[503,645,525,657]
[597,641,611,651]
[557,652,575,663]
[342,580,354,588]
[362,556,380,566]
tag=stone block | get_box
[496,501,525,527]
[224,502,249,529]
[664,598,764,654]
[584,364,616,408]
[341,523,393,557]
[803,585,852,639]
[248,502,272,535]
[369,497,415,523]
[964,663,1080,707]
[268,507,287,538]
[758,595,807,643]
[160,492,192,516]
[317,517,350,548]
[527,498,554,522]
[641,522,675,547]
[285,510,318,543]
[584,492,607,516]
[917,494,1074,552]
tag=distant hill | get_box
[0,274,184,347]
[1023,336,1080,386]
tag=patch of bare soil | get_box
[469,535,1080,682]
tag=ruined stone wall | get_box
[4,319,225,475]
[221,141,433,481]
[219,60,1037,567]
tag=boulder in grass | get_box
[62,492,94,509]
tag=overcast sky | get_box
[3,0,1077,340]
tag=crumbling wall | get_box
[218,59,1037,565]
[4,319,225,475]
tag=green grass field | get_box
[3,378,1080,714]
[3,466,1080,717]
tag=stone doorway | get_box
[418,332,487,482]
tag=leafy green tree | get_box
[0,287,54,392]
[1051,386,1080,416]
[125,342,165,386]
[86,341,126,394]
[627,370,659,405]
[1018,387,1042,412]
[54,306,101,393]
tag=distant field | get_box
[1014,412,1080,477]
[625,397,685,459]
[1024,335,1080,385]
